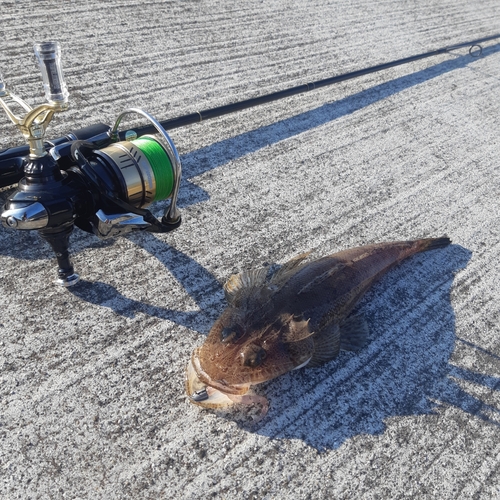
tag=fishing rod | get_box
[1,34,499,286]
[123,33,500,138]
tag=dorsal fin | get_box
[224,251,313,307]
[224,267,269,305]
[269,251,312,288]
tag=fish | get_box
[186,237,451,420]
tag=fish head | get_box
[186,307,313,408]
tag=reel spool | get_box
[109,107,182,218]
[89,135,175,209]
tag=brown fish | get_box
[186,237,451,419]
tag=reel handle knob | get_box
[33,41,68,106]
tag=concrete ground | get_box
[1,0,500,498]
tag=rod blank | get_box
[122,32,500,140]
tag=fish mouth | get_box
[185,348,250,409]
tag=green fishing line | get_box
[132,136,174,201]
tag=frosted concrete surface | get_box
[1,1,500,498]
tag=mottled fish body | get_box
[186,237,451,418]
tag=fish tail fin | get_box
[417,236,452,252]
[397,236,451,263]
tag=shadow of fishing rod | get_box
[180,41,500,182]
[67,238,224,334]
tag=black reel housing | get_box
[1,112,182,286]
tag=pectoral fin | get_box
[307,323,342,368]
[306,315,369,368]
[339,315,369,351]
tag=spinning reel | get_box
[0,42,181,286]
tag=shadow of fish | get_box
[186,237,451,420]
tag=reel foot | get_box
[40,225,79,288]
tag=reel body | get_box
[0,97,181,286]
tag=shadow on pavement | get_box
[68,239,224,333]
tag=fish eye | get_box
[242,344,267,368]
[220,324,244,343]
